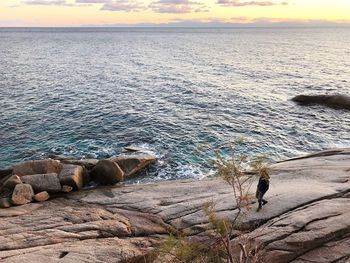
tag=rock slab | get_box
[13,159,63,177]
[0,148,349,263]
[111,153,157,177]
[21,173,61,193]
[292,94,350,110]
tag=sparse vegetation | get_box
[153,139,270,263]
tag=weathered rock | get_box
[33,191,50,202]
[21,173,61,193]
[249,198,350,263]
[90,160,124,185]
[292,94,350,110]
[12,159,63,177]
[0,148,349,262]
[0,175,12,198]
[0,174,11,188]
[11,184,34,205]
[58,164,84,190]
[61,185,73,193]
[0,168,13,180]
[48,155,98,170]
[0,187,12,198]
[0,198,12,208]
[0,175,22,198]
[110,153,157,177]
[123,146,149,152]
[2,175,22,190]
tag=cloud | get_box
[150,0,208,13]
[76,0,111,3]
[21,0,98,6]
[80,17,350,27]
[100,0,146,11]
[22,0,71,5]
[217,0,288,7]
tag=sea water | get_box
[1,27,349,182]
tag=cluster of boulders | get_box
[0,149,157,209]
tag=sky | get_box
[0,0,349,27]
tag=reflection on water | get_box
[0,27,349,181]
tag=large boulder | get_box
[58,164,84,190]
[2,175,22,190]
[0,168,13,180]
[21,173,61,193]
[12,159,63,177]
[110,154,157,177]
[48,155,98,170]
[292,94,350,110]
[90,160,124,185]
[0,197,12,208]
[11,184,34,205]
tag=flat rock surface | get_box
[0,148,349,262]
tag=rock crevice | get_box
[0,148,349,262]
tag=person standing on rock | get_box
[256,169,270,211]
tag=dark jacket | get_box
[257,176,269,195]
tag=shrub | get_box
[154,140,269,263]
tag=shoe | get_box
[257,205,262,212]
[262,200,268,205]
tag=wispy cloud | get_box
[80,18,350,28]
[22,0,72,6]
[100,0,146,11]
[150,0,208,13]
[76,0,110,3]
[217,0,288,7]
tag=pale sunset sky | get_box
[0,0,349,27]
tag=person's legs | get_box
[257,191,267,211]
[257,191,263,210]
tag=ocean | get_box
[0,27,349,182]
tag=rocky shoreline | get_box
[0,148,349,262]
[0,149,157,208]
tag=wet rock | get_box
[91,160,124,185]
[2,175,22,190]
[123,146,149,153]
[0,197,12,208]
[110,153,157,177]
[292,94,350,110]
[13,159,63,177]
[11,184,34,205]
[58,164,84,190]
[61,185,73,193]
[33,191,50,202]
[21,173,61,193]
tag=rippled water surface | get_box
[1,27,349,181]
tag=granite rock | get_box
[11,184,34,205]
